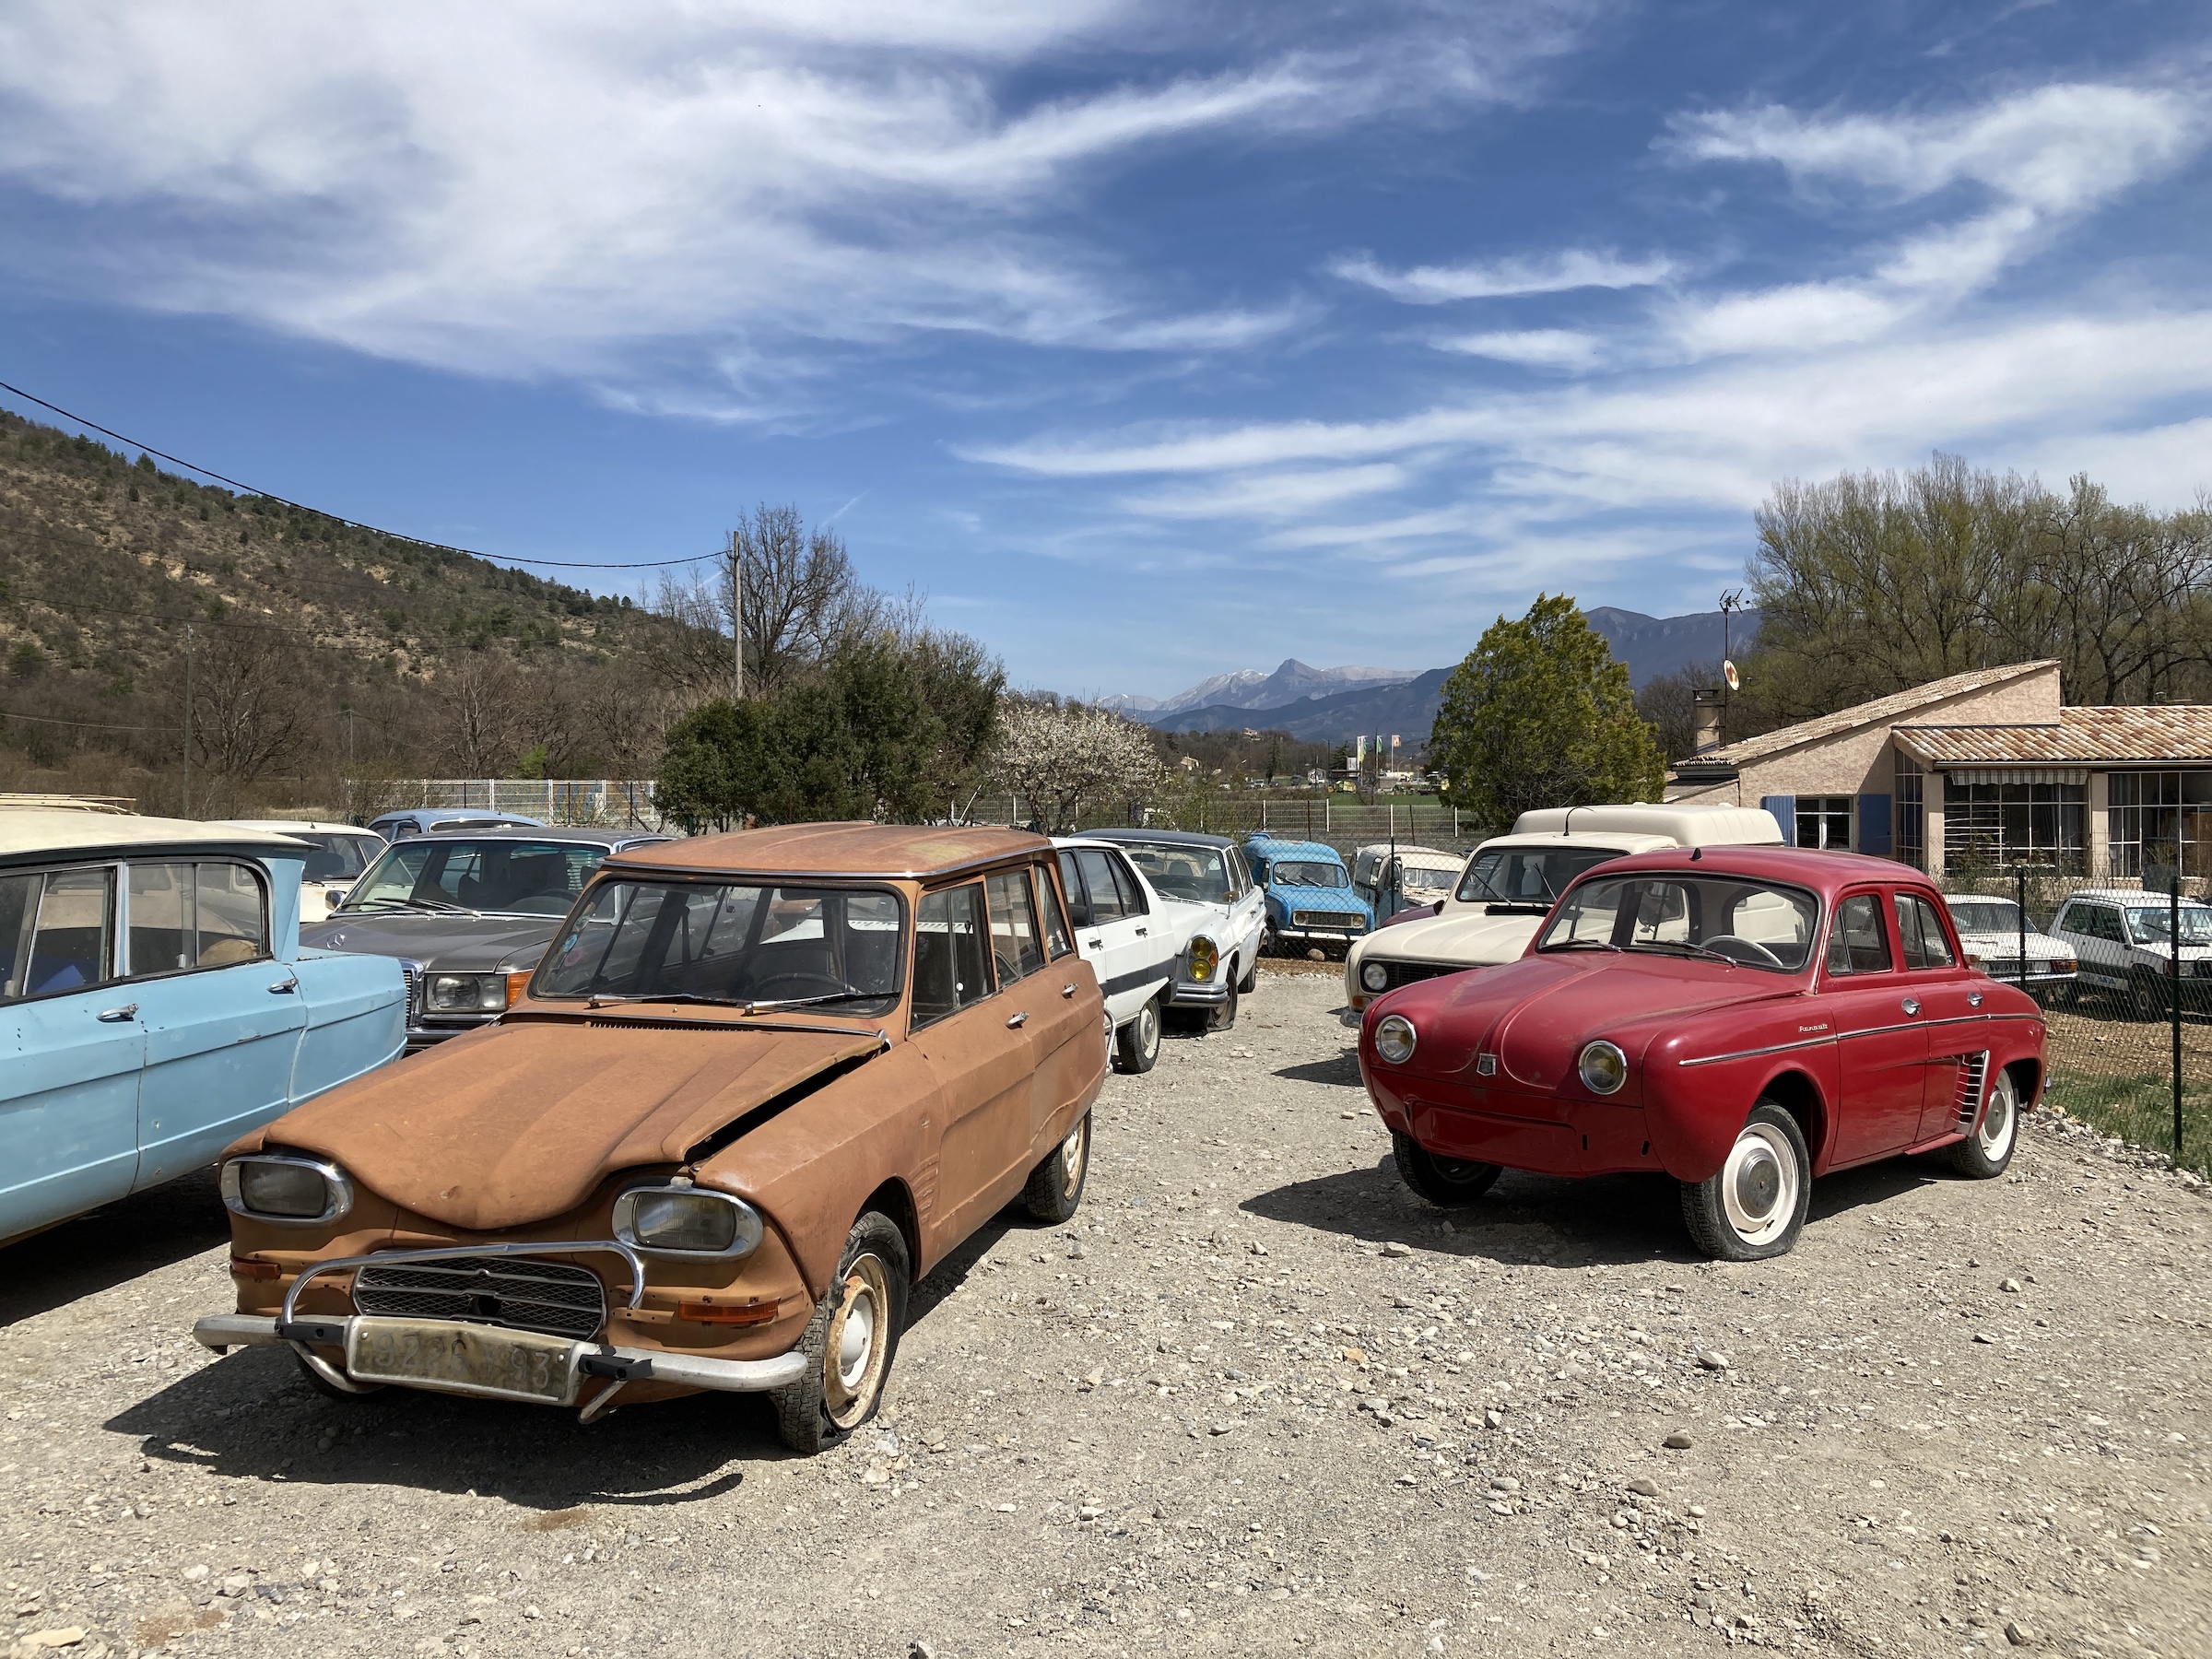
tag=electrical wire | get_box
[0,378,719,571]
[0,706,176,733]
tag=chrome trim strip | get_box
[281,1239,648,1325]
[1680,1009,1994,1068]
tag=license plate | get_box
[345,1317,578,1405]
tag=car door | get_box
[1225,846,1266,966]
[0,865,146,1242]
[1061,848,1152,1028]
[123,860,309,1192]
[1895,890,1991,1143]
[906,881,1032,1249]
[1823,888,1931,1167]
[1027,860,1098,1137]
[2063,902,2123,989]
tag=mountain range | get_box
[1126,606,1759,746]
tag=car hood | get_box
[1382,952,1800,1090]
[1359,901,1546,968]
[252,1019,886,1231]
[302,912,563,973]
[1956,928,2072,957]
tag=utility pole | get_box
[182,623,194,817]
[729,529,745,703]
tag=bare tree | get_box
[432,652,525,776]
[178,626,316,785]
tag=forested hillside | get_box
[0,409,700,812]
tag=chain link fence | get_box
[1936,857,2206,1177]
[965,794,1479,863]
[343,779,665,829]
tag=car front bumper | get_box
[1165,977,1230,1007]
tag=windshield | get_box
[341,839,606,916]
[291,832,378,882]
[535,881,905,1013]
[1947,900,2024,934]
[1537,874,1821,972]
[1397,862,1459,894]
[2126,905,2212,946]
[1119,843,1235,904]
[1273,860,1348,888]
[1459,846,1629,905]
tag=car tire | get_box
[1947,1066,2019,1180]
[1113,995,1161,1073]
[1022,1112,1090,1223]
[2127,971,2171,1022]
[1206,977,1241,1032]
[772,1211,910,1456]
[1679,1101,1810,1262]
[1236,954,1258,995]
[290,1348,383,1402]
[1259,922,1280,959]
[1391,1131,1501,1206]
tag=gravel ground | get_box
[4,966,2208,1659]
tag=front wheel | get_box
[1679,1102,1810,1261]
[1113,995,1161,1073]
[1206,977,1241,1032]
[1947,1066,2018,1179]
[772,1212,910,1455]
[1392,1131,1501,1207]
[1023,1112,1091,1222]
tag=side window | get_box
[127,863,269,975]
[911,884,990,1030]
[1895,894,1955,970]
[1107,853,1148,916]
[2053,903,2078,935]
[1229,848,1250,894]
[1034,864,1073,959]
[1248,859,1268,888]
[16,868,118,997]
[985,868,1044,985]
[1825,892,1893,975]
[1074,851,1126,923]
[1056,852,1092,930]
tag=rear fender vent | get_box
[1952,1050,1992,1135]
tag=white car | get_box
[1350,842,1462,923]
[213,819,387,922]
[1344,803,1783,1010]
[1085,830,1265,1028]
[2050,888,2212,1018]
[1054,837,1229,1073]
[1941,894,2078,1000]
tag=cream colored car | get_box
[215,820,388,922]
[1344,804,1783,1009]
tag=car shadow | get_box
[1274,1053,1363,1088]
[1,1168,230,1329]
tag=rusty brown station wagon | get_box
[194,824,1107,1453]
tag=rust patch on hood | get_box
[265,1022,885,1231]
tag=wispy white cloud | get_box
[1329,248,1673,302]
[1121,462,1408,519]
[1431,327,1603,368]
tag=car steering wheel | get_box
[1701,935,1784,969]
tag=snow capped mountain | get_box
[1102,659,1418,718]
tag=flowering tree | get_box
[989,696,1161,831]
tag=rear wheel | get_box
[772,1212,909,1455]
[1113,995,1161,1073]
[1392,1131,1501,1207]
[1259,921,1281,959]
[1236,954,1258,995]
[1679,1102,1809,1261]
[1947,1067,2018,1179]
[2128,971,2171,1022]
[1022,1112,1090,1223]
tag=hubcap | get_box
[1978,1074,2017,1159]
[1719,1123,1799,1247]
[824,1253,893,1428]
[1060,1117,1088,1196]
[1138,1002,1158,1053]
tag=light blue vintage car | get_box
[0,810,407,1247]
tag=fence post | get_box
[2174,862,2185,1166]
[2016,863,2028,993]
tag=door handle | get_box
[269,976,300,994]
[1135,926,1147,936]
[1087,937,1103,949]
[1900,996,1921,1016]
[1061,982,1077,998]
[1967,990,1983,1007]
[98,1004,138,1023]
[1006,1010,1030,1028]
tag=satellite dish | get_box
[1723,659,1741,692]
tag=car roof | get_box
[216,818,382,835]
[1083,828,1234,850]
[380,827,665,849]
[1476,830,1679,853]
[0,808,309,865]
[610,821,1049,881]
[371,808,544,823]
[1243,836,1346,864]
[1353,842,1460,864]
[1582,845,1939,895]
[2061,888,2212,906]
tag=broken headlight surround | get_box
[613,1182,765,1260]
[221,1152,354,1228]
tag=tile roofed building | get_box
[1679,661,2059,772]
[1896,706,2212,769]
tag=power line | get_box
[0,705,176,734]
[0,378,718,571]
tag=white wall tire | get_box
[1947,1067,2019,1179]
[1680,1102,1811,1261]
[1113,995,1161,1073]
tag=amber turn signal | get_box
[229,1258,280,1281]
[506,970,534,1006]
[677,1300,779,1325]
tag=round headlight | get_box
[220,1154,351,1225]
[1361,960,1389,993]
[1374,1014,1417,1065]
[1189,935,1218,982]
[1578,1040,1628,1095]
[614,1184,765,1258]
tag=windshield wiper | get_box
[342,897,474,915]
[1627,939,1733,962]
[584,992,735,1008]
[741,989,884,1013]
[1537,938,1621,953]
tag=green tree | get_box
[1428,594,1663,832]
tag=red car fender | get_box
[1641,1029,1841,1183]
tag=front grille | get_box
[1293,911,1364,930]
[400,959,426,1018]
[1951,1051,1991,1135]
[352,1254,606,1341]
[1376,960,1456,992]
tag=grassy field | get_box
[2041,1001,2209,1176]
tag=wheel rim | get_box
[1058,1116,1088,1199]
[1978,1073,2017,1159]
[824,1253,892,1429]
[1434,1154,1488,1187]
[1137,1001,1158,1056]
[1719,1122,1799,1247]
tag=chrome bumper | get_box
[192,1312,806,1395]
[1166,979,1230,1007]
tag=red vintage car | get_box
[1357,847,2045,1259]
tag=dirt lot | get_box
[4,966,2208,1659]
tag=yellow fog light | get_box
[1189,936,1218,982]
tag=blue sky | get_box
[1,2,2206,699]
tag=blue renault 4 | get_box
[1241,834,1371,958]
[0,810,406,1247]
